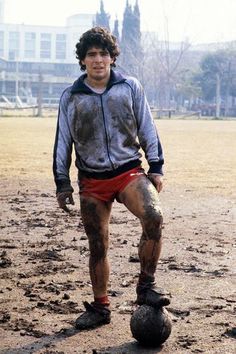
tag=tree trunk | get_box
[37,70,43,117]
[215,73,221,118]
[224,61,231,117]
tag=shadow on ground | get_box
[0,325,164,354]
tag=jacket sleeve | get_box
[53,88,74,193]
[131,78,164,175]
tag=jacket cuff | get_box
[55,179,74,194]
[148,161,164,175]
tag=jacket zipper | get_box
[100,95,115,169]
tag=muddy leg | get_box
[119,175,163,277]
[80,196,112,298]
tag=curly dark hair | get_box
[75,27,120,71]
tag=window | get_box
[9,31,20,60]
[0,31,4,57]
[56,33,66,60]
[40,33,51,59]
[56,34,66,41]
[24,32,36,58]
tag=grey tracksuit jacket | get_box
[53,70,164,193]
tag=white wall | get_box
[0,0,5,23]
[0,13,94,63]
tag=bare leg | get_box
[80,196,112,299]
[119,175,163,277]
[118,175,170,307]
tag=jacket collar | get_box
[70,69,126,94]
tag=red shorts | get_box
[79,167,145,202]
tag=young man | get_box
[53,27,170,330]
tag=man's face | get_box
[82,47,114,82]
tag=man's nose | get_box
[95,54,102,62]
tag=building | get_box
[0,1,95,106]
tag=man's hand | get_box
[56,191,75,212]
[147,174,163,193]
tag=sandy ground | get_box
[0,117,236,354]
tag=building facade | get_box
[0,4,95,106]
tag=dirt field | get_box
[0,117,235,354]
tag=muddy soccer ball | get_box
[130,305,172,347]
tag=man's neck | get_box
[85,76,110,90]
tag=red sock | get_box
[94,295,110,307]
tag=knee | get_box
[142,208,163,241]
[144,206,163,226]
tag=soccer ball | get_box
[130,305,172,347]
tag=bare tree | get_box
[37,69,43,117]
[140,26,191,112]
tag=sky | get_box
[3,0,236,44]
